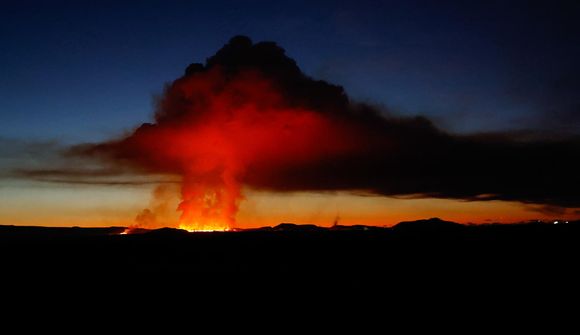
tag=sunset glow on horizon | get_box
[1,183,577,229]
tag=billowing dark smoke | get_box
[81,36,580,228]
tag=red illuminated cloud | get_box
[79,36,580,228]
[86,56,379,229]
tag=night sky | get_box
[1,0,579,228]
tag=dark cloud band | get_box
[75,36,580,208]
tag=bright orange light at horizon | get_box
[2,183,580,230]
[178,221,231,232]
[113,70,367,231]
[2,184,580,229]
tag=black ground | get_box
[2,218,578,279]
[2,218,579,319]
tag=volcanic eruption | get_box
[84,36,378,231]
[80,35,580,232]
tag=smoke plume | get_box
[80,36,580,229]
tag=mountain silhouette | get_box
[392,217,464,232]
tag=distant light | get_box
[554,221,559,225]
[565,221,569,224]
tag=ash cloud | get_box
[14,167,179,186]
[0,137,177,186]
[79,36,580,208]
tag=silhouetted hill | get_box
[143,227,190,236]
[272,223,324,231]
[1,220,580,284]
[392,217,464,233]
[0,225,123,239]
[330,224,386,231]
[123,227,152,234]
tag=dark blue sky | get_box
[2,0,579,143]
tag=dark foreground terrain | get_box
[2,218,579,318]
[2,218,579,279]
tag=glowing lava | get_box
[110,70,359,232]
[88,37,370,232]
[179,221,230,232]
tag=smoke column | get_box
[81,36,580,230]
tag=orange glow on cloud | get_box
[96,70,369,231]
